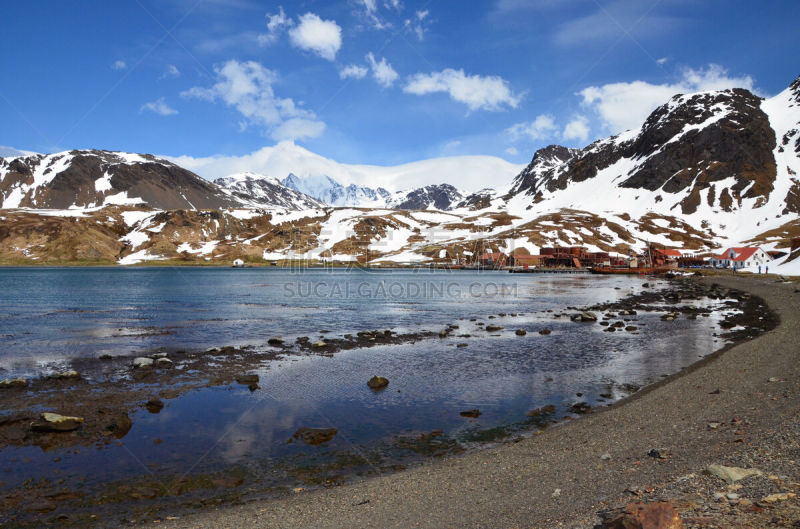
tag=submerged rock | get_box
[515,329,527,336]
[236,374,259,385]
[291,427,338,445]
[367,376,389,390]
[267,337,284,346]
[145,399,164,413]
[460,409,481,418]
[31,413,84,432]
[485,325,503,332]
[539,328,552,335]
[527,404,556,417]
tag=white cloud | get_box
[506,115,557,142]
[339,64,369,80]
[166,141,524,192]
[181,60,325,141]
[656,57,669,66]
[385,0,403,11]
[356,0,390,30]
[140,98,179,116]
[366,53,398,88]
[288,12,342,60]
[562,115,590,143]
[271,118,326,142]
[404,69,522,111]
[505,146,519,156]
[159,64,181,80]
[579,64,757,133]
[259,6,292,46]
[403,9,431,40]
[111,60,127,71]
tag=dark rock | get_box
[527,404,556,417]
[515,329,527,336]
[460,409,481,418]
[600,501,684,529]
[236,374,259,385]
[290,427,338,445]
[539,328,552,335]
[485,325,503,332]
[267,337,284,346]
[145,399,164,413]
[367,376,389,390]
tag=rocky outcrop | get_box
[389,184,465,210]
[0,150,245,210]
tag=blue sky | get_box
[1,0,798,167]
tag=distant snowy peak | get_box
[213,173,324,211]
[509,145,580,197]
[0,149,243,210]
[281,173,390,207]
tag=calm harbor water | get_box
[0,268,737,522]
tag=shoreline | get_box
[146,275,800,528]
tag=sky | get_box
[0,0,798,181]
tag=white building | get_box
[709,247,771,269]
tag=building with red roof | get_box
[709,247,771,270]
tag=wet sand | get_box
[147,275,800,528]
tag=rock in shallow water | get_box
[132,357,154,369]
[290,427,338,445]
[460,409,481,418]
[31,413,84,432]
[367,376,389,390]
[0,378,28,389]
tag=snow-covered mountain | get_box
[281,173,391,207]
[0,150,245,210]
[214,172,324,210]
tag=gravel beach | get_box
[144,275,799,529]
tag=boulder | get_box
[31,413,84,432]
[155,358,173,368]
[291,427,338,445]
[132,357,154,369]
[0,378,28,389]
[267,337,284,346]
[515,329,527,336]
[145,399,164,413]
[485,325,503,332]
[600,502,683,529]
[367,376,389,390]
[705,464,762,484]
[572,311,598,322]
